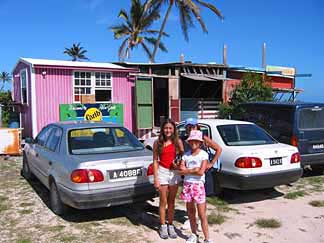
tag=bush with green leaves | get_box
[0,91,13,127]
[219,72,273,119]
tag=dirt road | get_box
[0,156,323,243]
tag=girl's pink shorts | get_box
[180,181,206,204]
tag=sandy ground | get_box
[146,189,324,243]
[0,156,324,243]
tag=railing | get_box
[181,98,222,119]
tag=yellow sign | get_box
[115,128,125,137]
[266,65,296,76]
[71,129,94,137]
[70,128,110,138]
[84,108,102,121]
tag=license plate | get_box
[109,167,142,179]
[313,144,324,150]
[270,157,282,166]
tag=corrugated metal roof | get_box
[20,58,128,69]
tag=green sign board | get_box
[59,103,124,125]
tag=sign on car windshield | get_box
[69,127,143,154]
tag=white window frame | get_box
[73,71,113,104]
[73,71,92,103]
[20,68,28,104]
[94,71,113,104]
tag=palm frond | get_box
[111,24,131,39]
[190,7,208,33]
[141,42,153,60]
[118,38,129,61]
[195,0,224,19]
[182,0,200,14]
[118,9,129,21]
[178,2,194,41]
[140,1,162,28]
[131,0,143,27]
[142,30,169,37]
[144,37,168,52]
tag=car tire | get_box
[21,154,35,180]
[49,181,67,216]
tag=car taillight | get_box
[290,152,301,163]
[147,163,154,176]
[291,136,298,147]
[71,169,104,183]
[235,157,262,168]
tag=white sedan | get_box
[147,119,303,192]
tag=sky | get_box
[0,0,323,102]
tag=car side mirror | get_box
[25,137,35,144]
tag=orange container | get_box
[0,128,22,155]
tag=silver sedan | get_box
[22,121,156,215]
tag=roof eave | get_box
[32,64,138,73]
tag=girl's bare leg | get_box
[197,202,209,240]
[159,185,168,225]
[167,184,178,225]
[186,202,197,234]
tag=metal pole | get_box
[223,44,227,66]
[262,43,266,69]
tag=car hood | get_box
[69,148,153,163]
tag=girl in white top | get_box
[179,130,212,243]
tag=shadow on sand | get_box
[218,187,284,204]
[24,175,187,235]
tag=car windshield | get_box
[298,107,324,130]
[217,124,276,146]
[68,127,144,155]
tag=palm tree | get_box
[111,0,168,62]
[63,43,89,61]
[148,0,224,62]
[0,72,12,93]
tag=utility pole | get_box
[262,42,266,81]
[223,44,227,66]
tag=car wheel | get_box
[21,154,35,180]
[49,181,67,216]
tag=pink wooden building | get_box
[12,58,137,138]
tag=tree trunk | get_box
[150,2,173,63]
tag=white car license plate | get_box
[270,157,282,166]
[109,167,142,179]
[312,144,324,150]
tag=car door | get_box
[41,127,63,184]
[32,126,55,185]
